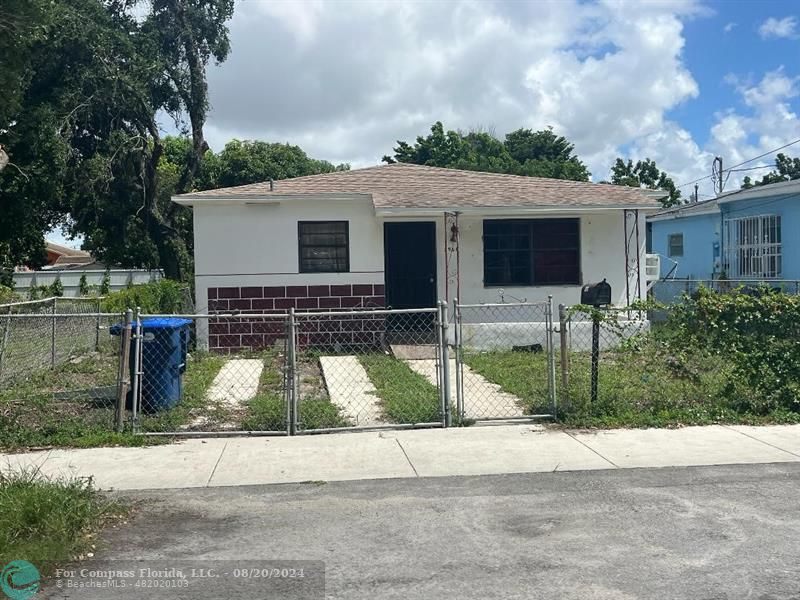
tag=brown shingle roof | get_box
[175,163,661,209]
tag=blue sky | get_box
[677,0,800,148]
[53,0,800,248]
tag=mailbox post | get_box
[580,279,611,405]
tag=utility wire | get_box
[675,137,800,189]
[727,164,777,173]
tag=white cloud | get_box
[201,0,799,201]
[758,16,799,39]
[723,22,736,33]
[697,69,799,195]
[205,0,702,174]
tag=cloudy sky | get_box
[196,0,800,202]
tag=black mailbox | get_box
[581,279,612,307]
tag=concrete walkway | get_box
[406,358,524,418]
[3,424,800,491]
[206,358,263,404]
[319,355,382,426]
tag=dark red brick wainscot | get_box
[207,284,386,352]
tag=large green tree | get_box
[0,0,235,280]
[609,158,682,207]
[742,153,800,188]
[201,139,349,189]
[382,121,591,181]
[0,0,61,272]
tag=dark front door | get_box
[384,222,437,309]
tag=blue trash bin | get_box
[112,317,192,412]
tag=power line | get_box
[675,136,800,190]
[727,164,776,173]
[727,137,800,171]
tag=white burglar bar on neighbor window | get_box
[723,214,782,279]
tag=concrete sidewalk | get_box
[2,423,800,491]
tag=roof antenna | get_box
[269,178,274,191]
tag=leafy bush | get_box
[99,270,111,295]
[667,286,800,414]
[102,279,188,314]
[48,277,63,297]
[78,274,90,296]
[0,285,19,304]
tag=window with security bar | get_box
[723,214,781,278]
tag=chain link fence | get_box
[0,297,123,448]
[7,287,797,447]
[556,307,648,413]
[1,296,652,448]
[293,307,445,432]
[0,297,107,385]
[130,313,290,436]
[555,305,731,422]
[454,301,556,421]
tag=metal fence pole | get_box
[438,301,452,427]
[130,308,142,433]
[115,309,133,433]
[590,312,600,405]
[546,295,557,416]
[558,304,570,412]
[453,298,464,422]
[50,297,57,368]
[282,318,291,435]
[95,297,102,351]
[288,308,298,436]
[0,306,11,382]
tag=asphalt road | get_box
[45,463,800,599]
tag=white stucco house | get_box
[173,163,660,351]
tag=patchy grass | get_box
[465,336,800,428]
[0,346,227,448]
[0,349,152,450]
[242,351,348,431]
[138,352,226,433]
[464,350,552,415]
[463,341,800,429]
[0,470,126,572]
[359,353,441,424]
[559,341,800,428]
[241,349,288,431]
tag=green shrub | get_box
[78,274,90,296]
[48,277,63,297]
[99,270,111,295]
[0,285,18,304]
[102,279,188,314]
[667,286,800,414]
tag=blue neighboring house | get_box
[648,178,800,282]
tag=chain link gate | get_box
[453,298,557,422]
[291,306,447,433]
[129,312,291,437]
[128,306,450,437]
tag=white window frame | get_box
[723,214,781,279]
[667,233,684,258]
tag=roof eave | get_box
[648,207,720,222]
[376,204,660,216]
[171,192,370,207]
